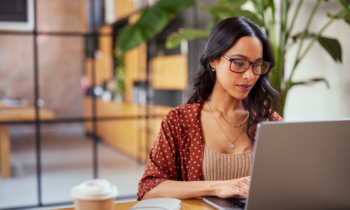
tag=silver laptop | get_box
[202,119,350,210]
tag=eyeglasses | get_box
[222,55,271,75]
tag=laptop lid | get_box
[246,119,350,210]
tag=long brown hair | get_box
[187,16,280,142]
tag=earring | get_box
[212,68,216,72]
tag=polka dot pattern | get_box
[137,98,284,200]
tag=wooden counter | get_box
[0,107,55,178]
[83,97,172,162]
[0,106,55,122]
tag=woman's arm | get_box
[142,176,250,200]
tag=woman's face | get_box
[210,36,263,100]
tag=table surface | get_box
[52,198,216,210]
[0,106,55,122]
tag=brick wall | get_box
[0,35,34,105]
[0,0,85,118]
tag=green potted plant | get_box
[113,0,195,100]
[165,0,350,117]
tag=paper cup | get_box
[71,179,118,210]
[73,197,115,210]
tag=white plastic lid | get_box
[71,179,118,200]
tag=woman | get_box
[137,16,283,201]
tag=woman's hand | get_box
[212,176,250,198]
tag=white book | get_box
[129,198,182,210]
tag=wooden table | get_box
[0,106,55,179]
[52,198,216,210]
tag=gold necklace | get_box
[208,101,249,128]
[208,102,244,149]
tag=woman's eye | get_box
[233,60,245,66]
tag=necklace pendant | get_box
[230,144,235,149]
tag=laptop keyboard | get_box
[230,201,246,209]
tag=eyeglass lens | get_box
[230,59,269,75]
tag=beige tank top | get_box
[202,145,253,181]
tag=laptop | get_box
[202,119,350,210]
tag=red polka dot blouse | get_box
[137,97,283,200]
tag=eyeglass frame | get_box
[222,54,271,75]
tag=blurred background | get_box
[0,0,349,209]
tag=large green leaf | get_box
[165,28,210,49]
[292,32,342,63]
[117,0,194,52]
[267,0,275,13]
[227,0,248,7]
[338,0,350,11]
[200,5,237,18]
[251,0,272,14]
[250,0,264,14]
[200,5,264,26]
[218,0,247,6]
[341,9,350,24]
[317,36,342,62]
[291,78,330,89]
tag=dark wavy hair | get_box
[186,16,280,142]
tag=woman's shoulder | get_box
[175,102,202,111]
[164,102,202,119]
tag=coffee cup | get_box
[71,179,118,210]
